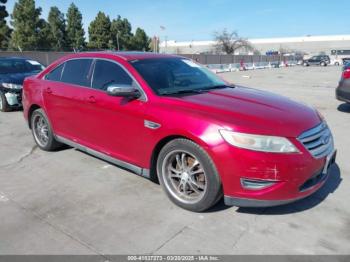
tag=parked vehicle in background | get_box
[331,49,350,65]
[23,52,336,212]
[342,58,350,65]
[303,55,330,66]
[0,57,45,112]
[336,63,350,103]
[330,56,343,66]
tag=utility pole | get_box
[165,35,168,54]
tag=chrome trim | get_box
[43,57,148,102]
[298,122,327,140]
[144,120,161,129]
[240,178,277,190]
[298,122,334,159]
[55,135,150,178]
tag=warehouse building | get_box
[159,35,350,56]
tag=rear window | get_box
[61,59,93,87]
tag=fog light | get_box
[240,178,277,190]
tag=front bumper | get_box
[0,87,22,107]
[208,124,336,207]
[224,150,336,207]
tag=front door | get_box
[76,59,147,167]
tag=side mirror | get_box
[106,85,141,99]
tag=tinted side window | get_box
[45,63,64,81]
[61,59,93,87]
[92,60,132,91]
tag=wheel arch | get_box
[149,133,210,182]
[28,104,41,129]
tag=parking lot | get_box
[0,66,349,256]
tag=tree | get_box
[47,6,66,50]
[110,16,133,50]
[88,11,111,49]
[10,0,45,50]
[66,3,85,51]
[130,28,150,51]
[37,18,51,50]
[214,29,253,54]
[0,0,11,49]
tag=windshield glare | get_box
[130,58,226,95]
[0,59,45,74]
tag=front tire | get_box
[31,109,62,151]
[157,138,222,212]
[0,91,11,112]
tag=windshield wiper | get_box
[159,89,206,96]
[159,85,234,96]
[200,84,235,91]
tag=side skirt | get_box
[55,135,150,179]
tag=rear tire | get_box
[157,138,222,212]
[31,109,62,151]
[0,92,11,112]
[320,62,327,66]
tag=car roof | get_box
[62,51,185,61]
[0,56,30,61]
[110,51,183,60]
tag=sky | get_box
[5,0,350,41]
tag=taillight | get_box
[343,68,350,79]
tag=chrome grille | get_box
[298,122,334,158]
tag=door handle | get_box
[46,87,52,94]
[87,96,96,103]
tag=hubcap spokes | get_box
[164,151,206,203]
[34,115,49,146]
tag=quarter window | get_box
[61,59,93,87]
[92,60,132,91]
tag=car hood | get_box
[0,71,40,85]
[167,86,321,138]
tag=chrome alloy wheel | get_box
[33,114,49,147]
[162,150,207,204]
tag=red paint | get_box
[23,52,330,203]
[343,68,350,79]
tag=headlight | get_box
[2,83,23,89]
[219,130,299,153]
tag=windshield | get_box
[130,58,227,95]
[0,59,45,74]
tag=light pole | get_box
[160,25,166,53]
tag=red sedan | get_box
[22,52,336,212]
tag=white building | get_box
[159,35,350,56]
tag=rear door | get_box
[43,58,94,141]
